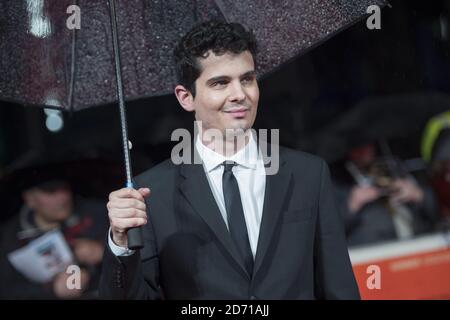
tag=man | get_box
[422,112,450,225]
[335,143,438,247]
[0,174,107,299]
[99,20,359,299]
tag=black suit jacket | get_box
[99,147,360,299]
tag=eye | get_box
[211,80,228,87]
[241,76,255,85]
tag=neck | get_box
[201,129,251,157]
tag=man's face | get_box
[190,50,259,135]
[24,187,73,223]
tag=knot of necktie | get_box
[222,161,237,172]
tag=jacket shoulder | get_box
[133,158,177,189]
[279,146,326,170]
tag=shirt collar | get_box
[195,131,259,173]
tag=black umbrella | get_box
[0,0,386,248]
[1,0,386,109]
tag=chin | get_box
[230,119,252,130]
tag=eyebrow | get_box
[240,70,257,79]
[206,70,257,86]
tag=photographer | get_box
[335,143,438,247]
[0,169,108,299]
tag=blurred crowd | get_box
[0,169,108,299]
[334,110,450,247]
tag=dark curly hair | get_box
[173,20,258,96]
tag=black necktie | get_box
[222,161,254,277]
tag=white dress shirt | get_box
[109,132,266,257]
[195,132,266,257]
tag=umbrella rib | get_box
[68,0,78,114]
[213,0,229,22]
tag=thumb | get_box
[138,187,151,197]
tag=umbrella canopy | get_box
[0,0,386,111]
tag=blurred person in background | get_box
[422,111,450,229]
[0,168,108,299]
[334,142,439,247]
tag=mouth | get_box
[223,107,249,118]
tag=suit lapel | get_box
[253,154,291,276]
[178,162,251,279]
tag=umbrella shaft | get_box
[108,0,133,187]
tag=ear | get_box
[174,85,195,112]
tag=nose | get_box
[228,81,246,103]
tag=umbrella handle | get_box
[125,182,144,250]
[127,226,144,250]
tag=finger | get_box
[138,187,151,197]
[109,208,147,219]
[391,192,408,203]
[111,217,147,232]
[364,188,378,197]
[396,194,411,203]
[390,197,403,205]
[109,188,145,201]
[107,198,146,210]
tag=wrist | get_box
[111,229,128,248]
